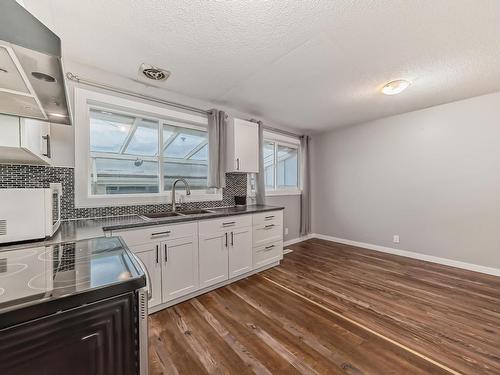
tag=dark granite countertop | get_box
[0,205,284,252]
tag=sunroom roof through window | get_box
[89,109,208,162]
[163,125,208,160]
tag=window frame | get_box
[74,88,221,208]
[255,131,302,197]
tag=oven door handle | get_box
[130,252,152,300]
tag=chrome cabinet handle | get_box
[264,224,275,229]
[231,232,234,246]
[164,244,168,262]
[225,232,228,247]
[151,230,171,238]
[236,158,240,170]
[264,215,275,220]
[156,245,159,264]
[264,245,275,251]
[222,221,236,227]
[42,134,51,158]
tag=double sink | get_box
[140,209,215,221]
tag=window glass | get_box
[277,145,298,188]
[89,109,160,195]
[264,140,275,188]
[124,119,159,156]
[90,110,134,153]
[162,124,208,190]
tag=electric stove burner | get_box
[0,263,28,278]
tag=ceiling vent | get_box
[139,63,170,83]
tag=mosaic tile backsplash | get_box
[0,164,247,220]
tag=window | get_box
[75,88,220,207]
[250,131,301,196]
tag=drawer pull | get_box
[264,245,275,250]
[264,215,275,220]
[222,221,236,227]
[264,224,275,229]
[151,230,171,238]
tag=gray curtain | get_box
[207,109,226,188]
[255,121,266,205]
[300,135,311,235]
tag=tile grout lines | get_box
[261,275,463,375]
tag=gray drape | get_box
[207,109,226,188]
[255,121,266,205]
[300,135,311,235]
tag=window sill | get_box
[265,190,302,197]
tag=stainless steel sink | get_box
[177,209,215,215]
[141,212,182,219]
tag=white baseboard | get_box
[310,233,500,277]
[284,235,313,247]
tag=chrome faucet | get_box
[171,178,191,212]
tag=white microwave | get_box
[0,184,62,244]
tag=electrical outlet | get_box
[393,235,400,244]
[284,228,289,235]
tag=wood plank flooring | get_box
[149,238,500,375]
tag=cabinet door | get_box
[229,227,253,278]
[0,114,20,147]
[20,118,51,163]
[161,235,199,302]
[130,243,162,308]
[233,119,258,172]
[0,293,137,375]
[199,231,229,288]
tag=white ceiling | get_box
[22,0,500,131]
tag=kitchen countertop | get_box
[0,205,284,252]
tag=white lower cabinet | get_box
[116,210,282,312]
[199,231,229,288]
[162,235,199,302]
[130,243,162,308]
[228,226,253,278]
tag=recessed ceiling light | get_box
[381,79,411,95]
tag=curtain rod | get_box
[66,72,211,116]
[66,72,303,138]
[263,125,302,139]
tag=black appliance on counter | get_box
[0,237,149,375]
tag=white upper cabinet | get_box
[0,115,51,165]
[226,118,259,173]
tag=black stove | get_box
[0,237,145,327]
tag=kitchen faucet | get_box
[171,178,191,212]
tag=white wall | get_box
[311,91,500,269]
[267,195,301,242]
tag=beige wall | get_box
[311,91,500,269]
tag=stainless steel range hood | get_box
[0,0,71,125]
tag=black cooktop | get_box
[0,237,146,328]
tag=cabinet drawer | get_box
[253,224,283,248]
[112,222,197,246]
[199,215,252,235]
[253,240,283,269]
[253,210,283,227]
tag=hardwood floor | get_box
[149,238,500,375]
